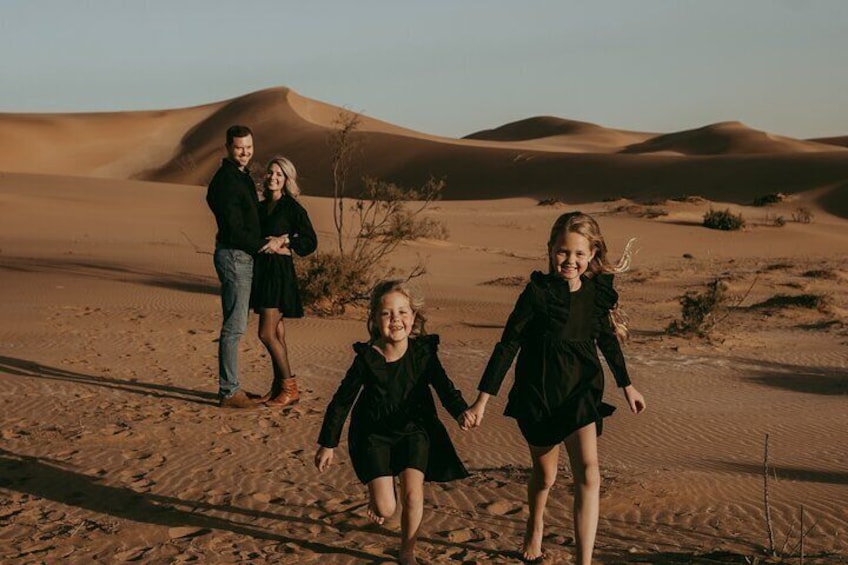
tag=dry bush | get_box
[303,111,448,313]
[666,278,729,337]
[791,207,814,224]
[537,197,564,207]
[752,192,788,206]
[703,208,745,231]
[763,213,786,227]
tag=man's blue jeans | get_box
[213,246,253,398]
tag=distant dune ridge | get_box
[0,86,846,213]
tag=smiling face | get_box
[550,231,596,282]
[265,162,286,193]
[226,134,253,170]
[376,291,416,345]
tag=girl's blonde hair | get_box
[547,211,636,340]
[367,279,427,341]
[264,156,301,198]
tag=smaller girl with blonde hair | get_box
[463,211,646,564]
[315,279,470,565]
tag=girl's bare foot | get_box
[399,547,418,565]
[366,501,385,525]
[521,521,544,562]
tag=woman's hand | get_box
[462,393,490,429]
[314,446,334,472]
[623,385,646,414]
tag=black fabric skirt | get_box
[517,390,616,447]
[251,254,304,317]
[352,421,430,484]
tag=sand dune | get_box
[811,135,848,149]
[621,121,845,156]
[2,87,848,216]
[2,168,847,562]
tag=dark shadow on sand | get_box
[700,459,848,486]
[0,355,218,407]
[0,448,385,562]
[0,449,518,562]
[0,256,218,296]
[730,356,848,396]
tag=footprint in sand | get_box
[483,499,521,516]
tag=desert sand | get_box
[1,88,847,564]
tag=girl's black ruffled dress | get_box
[318,335,469,484]
[250,195,317,317]
[477,271,631,446]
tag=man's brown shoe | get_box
[219,390,259,409]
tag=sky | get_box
[2,1,846,139]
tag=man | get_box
[206,125,286,408]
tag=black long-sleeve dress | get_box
[477,271,631,446]
[318,335,469,484]
[250,195,317,317]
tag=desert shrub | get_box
[791,207,814,224]
[644,207,669,219]
[703,208,745,231]
[670,195,706,204]
[763,213,786,227]
[752,192,787,206]
[297,252,372,314]
[537,197,563,206]
[666,278,729,337]
[305,111,447,313]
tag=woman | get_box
[251,156,318,407]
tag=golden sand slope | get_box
[2,87,848,212]
[1,171,847,563]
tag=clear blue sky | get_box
[2,1,846,139]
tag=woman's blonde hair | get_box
[547,211,636,340]
[367,279,427,341]
[264,156,301,198]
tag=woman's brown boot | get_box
[266,376,299,408]
[257,376,283,403]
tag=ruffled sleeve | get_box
[593,274,631,387]
[317,344,367,447]
[477,277,539,396]
[416,335,468,419]
[287,197,318,257]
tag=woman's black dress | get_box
[477,271,631,446]
[250,195,317,317]
[318,335,469,484]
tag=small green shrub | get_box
[752,192,787,206]
[703,208,745,231]
[666,278,729,337]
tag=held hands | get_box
[623,385,646,414]
[259,234,290,254]
[314,446,334,472]
[459,394,489,431]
